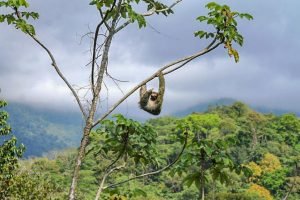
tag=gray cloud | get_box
[1,0,300,117]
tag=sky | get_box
[1,0,300,119]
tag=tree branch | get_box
[99,9,112,31]
[91,0,117,95]
[115,0,183,33]
[13,7,87,118]
[94,132,129,200]
[92,37,220,128]
[164,41,222,75]
[143,0,183,16]
[95,163,126,200]
[103,132,188,189]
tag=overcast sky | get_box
[1,0,300,119]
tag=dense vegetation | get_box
[1,100,299,199]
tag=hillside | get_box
[6,103,83,157]
[8,102,300,200]
[5,99,299,157]
[174,98,300,117]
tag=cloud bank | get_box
[1,0,300,118]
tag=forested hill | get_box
[4,100,299,157]
[6,103,83,157]
[13,101,300,199]
[174,98,300,117]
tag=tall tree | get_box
[171,113,248,200]
[0,1,252,198]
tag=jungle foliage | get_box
[2,101,300,200]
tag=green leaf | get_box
[0,15,4,23]
[240,13,254,20]
[196,16,207,22]
[194,30,207,39]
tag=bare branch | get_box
[91,0,117,95]
[99,9,112,31]
[107,72,129,83]
[103,132,188,189]
[164,42,222,75]
[95,163,126,200]
[13,7,87,119]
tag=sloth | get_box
[139,72,165,115]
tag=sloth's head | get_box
[150,92,158,101]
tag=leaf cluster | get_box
[195,2,253,62]
[95,114,158,166]
[0,0,39,35]
[89,0,173,29]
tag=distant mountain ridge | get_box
[6,102,83,157]
[174,98,300,117]
[173,98,236,116]
[4,99,299,157]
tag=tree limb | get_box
[95,163,126,200]
[94,132,129,200]
[115,0,183,33]
[91,0,117,95]
[143,0,183,16]
[69,1,125,198]
[92,37,220,128]
[13,7,87,119]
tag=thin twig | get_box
[95,163,126,200]
[106,71,129,83]
[143,0,183,16]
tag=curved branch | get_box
[95,163,126,200]
[92,38,220,128]
[13,8,87,118]
[94,133,129,200]
[103,132,188,189]
[164,41,222,75]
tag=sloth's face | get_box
[150,92,158,101]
